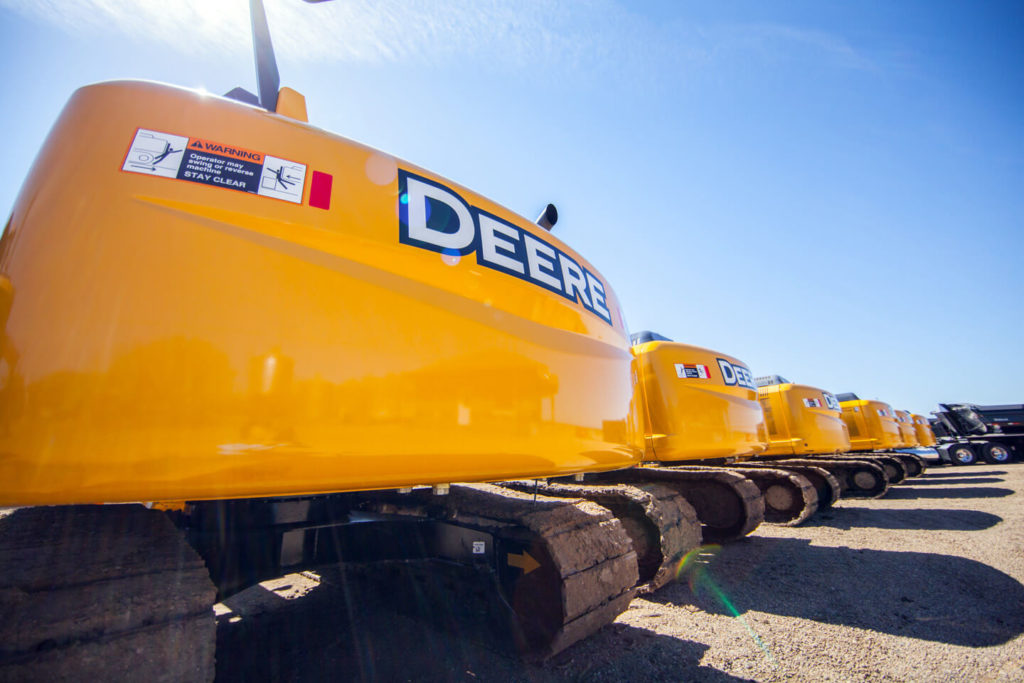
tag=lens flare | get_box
[441,249,461,266]
[365,152,398,186]
[676,544,775,664]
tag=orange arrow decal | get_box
[507,551,540,574]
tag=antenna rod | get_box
[250,0,280,111]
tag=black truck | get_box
[929,403,1023,465]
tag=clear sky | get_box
[1,0,1022,417]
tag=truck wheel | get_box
[981,443,1012,464]
[949,444,978,466]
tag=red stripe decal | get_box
[309,170,333,210]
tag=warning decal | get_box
[258,155,306,203]
[675,363,710,379]
[122,130,188,178]
[122,128,307,204]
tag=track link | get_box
[868,451,926,477]
[760,458,889,498]
[727,467,817,525]
[502,480,701,594]
[827,454,908,484]
[0,505,216,682]
[357,483,638,659]
[741,463,841,509]
[589,467,765,543]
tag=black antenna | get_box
[249,0,281,111]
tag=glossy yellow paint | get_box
[910,413,937,447]
[632,340,767,461]
[757,383,851,456]
[0,81,642,506]
[839,398,902,451]
[893,410,919,447]
[275,87,308,122]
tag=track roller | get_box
[589,467,764,543]
[355,484,638,659]
[828,453,908,484]
[864,455,907,484]
[761,459,889,498]
[503,480,701,594]
[872,452,926,477]
[738,463,841,509]
[727,467,818,525]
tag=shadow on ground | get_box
[806,507,1002,531]
[649,537,1024,647]
[215,569,753,683]
[923,470,1009,479]
[908,477,1005,486]
[883,486,1014,500]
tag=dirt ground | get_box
[214,460,1024,682]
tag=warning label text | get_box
[122,128,307,204]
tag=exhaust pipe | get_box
[536,204,558,231]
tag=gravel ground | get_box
[215,460,1024,682]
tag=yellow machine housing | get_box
[0,81,642,506]
[910,413,937,447]
[839,397,902,451]
[893,410,920,447]
[757,381,851,456]
[631,335,767,461]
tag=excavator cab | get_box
[755,377,851,456]
[629,332,767,462]
[836,393,903,451]
[893,410,920,447]
[910,413,938,447]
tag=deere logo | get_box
[823,393,841,411]
[717,358,755,390]
[398,170,612,325]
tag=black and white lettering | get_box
[398,170,615,325]
[559,253,591,307]
[478,213,524,274]
[585,272,611,321]
[523,233,563,291]
[401,175,476,254]
[717,358,755,390]
[718,358,736,385]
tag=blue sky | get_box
[1,0,1022,416]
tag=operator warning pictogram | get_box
[122,128,307,204]
[122,130,188,178]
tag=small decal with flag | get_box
[675,363,710,379]
[803,398,822,408]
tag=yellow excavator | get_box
[910,413,938,447]
[0,1,681,674]
[893,409,921,448]
[836,394,927,477]
[750,377,891,494]
[756,378,852,456]
[748,376,931,494]
[541,334,846,539]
